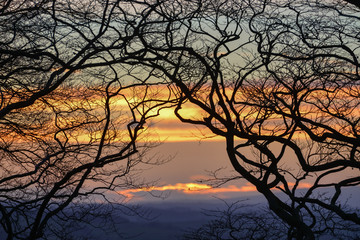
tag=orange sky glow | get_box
[17,84,356,144]
[118,182,312,199]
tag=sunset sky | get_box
[114,106,255,202]
[112,103,358,204]
[53,85,357,204]
[114,106,314,203]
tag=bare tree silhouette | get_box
[183,199,360,240]
[0,1,175,239]
[2,0,360,239]
[125,0,360,238]
[183,200,288,240]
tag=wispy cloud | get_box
[117,182,312,198]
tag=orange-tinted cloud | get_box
[117,182,312,198]
[118,183,212,198]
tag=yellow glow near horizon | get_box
[118,183,211,198]
[118,182,312,198]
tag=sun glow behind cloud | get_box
[18,84,355,145]
[146,108,224,142]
